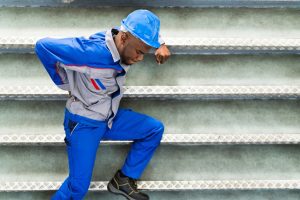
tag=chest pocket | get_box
[89,71,119,94]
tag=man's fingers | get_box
[159,54,169,64]
[156,54,162,64]
[155,44,171,64]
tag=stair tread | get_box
[0,85,299,100]
[2,37,300,54]
[2,180,300,191]
[1,133,300,145]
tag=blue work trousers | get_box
[51,108,164,200]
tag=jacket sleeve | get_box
[35,37,97,91]
[158,33,165,45]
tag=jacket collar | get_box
[105,28,130,72]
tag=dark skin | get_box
[114,31,171,65]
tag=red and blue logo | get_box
[90,78,106,90]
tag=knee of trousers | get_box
[146,118,165,144]
[69,177,91,198]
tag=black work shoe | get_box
[107,170,149,200]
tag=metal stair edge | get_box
[0,85,299,100]
[1,133,300,145]
[1,180,300,191]
[1,37,300,54]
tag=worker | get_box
[35,9,171,200]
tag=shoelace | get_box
[129,178,138,192]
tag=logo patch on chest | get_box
[90,78,106,90]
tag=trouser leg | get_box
[103,108,164,179]
[51,118,107,200]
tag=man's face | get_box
[119,32,152,65]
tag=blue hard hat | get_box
[121,9,161,48]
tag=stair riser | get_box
[1,8,300,38]
[1,54,300,86]
[1,145,300,181]
[0,100,298,135]
[1,190,300,200]
[1,0,300,8]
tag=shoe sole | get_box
[107,182,137,200]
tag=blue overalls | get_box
[35,28,164,200]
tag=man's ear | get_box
[120,32,129,45]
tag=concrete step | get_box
[1,54,300,86]
[1,190,300,200]
[1,145,300,181]
[2,37,300,54]
[0,100,298,135]
[1,180,300,191]
[0,8,299,39]
[2,133,300,145]
[1,85,299,100]
[0,3,299,200]
[1,0,300,8]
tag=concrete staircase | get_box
[0,1,300,199]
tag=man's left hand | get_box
[155,44,171,64]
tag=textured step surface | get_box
[0,100,298,135]
[2,133,300,145]
[2,180,300,191]
[1,85,299,100]
[2,37,300,54]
